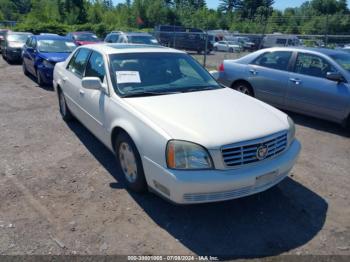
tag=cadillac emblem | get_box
[256,144,268,160]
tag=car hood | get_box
[124,88,289,148]
[8,42,25,48]
[39,52,71,63]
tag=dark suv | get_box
[154,25,213,54]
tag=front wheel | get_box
[36,70,45,86]
[233,82,254,96]
[115,132,147,192]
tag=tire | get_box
[58,89,74,122]
[115,132,147,193]
[233,82,254,97]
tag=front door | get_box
[286,52,349,122]
[78,51,110,145]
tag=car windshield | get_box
[74,34,99,42]
[129,36,159,45]
[109,52,221,96]
[7,34,30,43]
[331,53,350,72]
[37,40,76,53]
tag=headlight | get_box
[166,140,214,170]
[43,59,54,69]
[287,116,296,145]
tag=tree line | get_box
[0,0,349,36]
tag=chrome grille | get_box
[221,131,288,167]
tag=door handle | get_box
[79,89,85,96]
[249,69,258,75]
[62,77,68,82]
[289,78,301,85]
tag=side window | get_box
[253,51,292,71]
[26,37,32,47]
[67,48,91,77]
[294,53,336,78]
[85,51,106,82]
[32,38,37,48]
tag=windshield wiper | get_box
[122,90,181,98]
[180,86,220,93]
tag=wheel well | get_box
[111,127,127,152]
[231,80,255,96]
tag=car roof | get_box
[261,47,349,56]
[78,43,185,55]
[33,35,72,41]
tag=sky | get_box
[112,0,350,10]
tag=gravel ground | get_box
[0,55,349,258]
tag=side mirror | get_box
[82,77,103,90]
[326,72,344,82]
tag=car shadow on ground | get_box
[24,72,54,92]
[284,110,349,137]
[67,120,328,259]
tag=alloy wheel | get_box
[118,142,138,183]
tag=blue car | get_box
[22,35,76,86]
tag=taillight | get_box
[218,63,224,72]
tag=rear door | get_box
[63,48,91,119]
[247,50,293,107]
[286,52,349,122]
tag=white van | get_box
[262,34,300,48]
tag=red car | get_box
[66,31,102,46]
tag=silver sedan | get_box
[217,47,350,130]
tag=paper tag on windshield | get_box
[116,71,141,84]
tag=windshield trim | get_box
[108,52,222,97]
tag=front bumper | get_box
[6,48,22,61]
[143,140,301,204]
[37,67,54,84]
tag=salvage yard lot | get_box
[0,56,349,257]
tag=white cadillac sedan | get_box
[53,44,301,204]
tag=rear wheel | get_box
[115,132,147,193]
[58,89,73,121]
[233,82,254,97]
